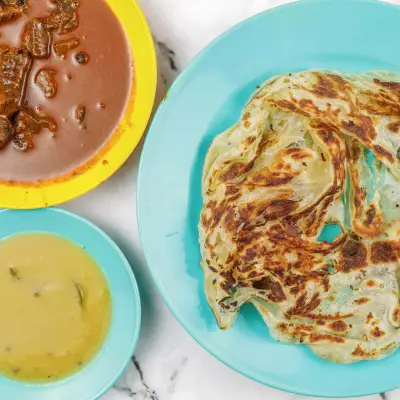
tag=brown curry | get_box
[0,0,132,182]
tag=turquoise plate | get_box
[137,0,400,396]
[0,208,141,400]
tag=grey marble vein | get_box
[111,357,159,400]
[154,40,180,89]
[167,357,188,395]
[132,356,159,400]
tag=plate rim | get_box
[137,0,400,397]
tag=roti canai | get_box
[199,70,400,363]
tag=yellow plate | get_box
[0,0,157,209]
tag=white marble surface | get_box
[63,0,400,399]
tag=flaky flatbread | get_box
[199,70,400,363]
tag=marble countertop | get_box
[63,1,400,399]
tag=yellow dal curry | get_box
[0,233,111,382]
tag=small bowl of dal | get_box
[0,208,141,400]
